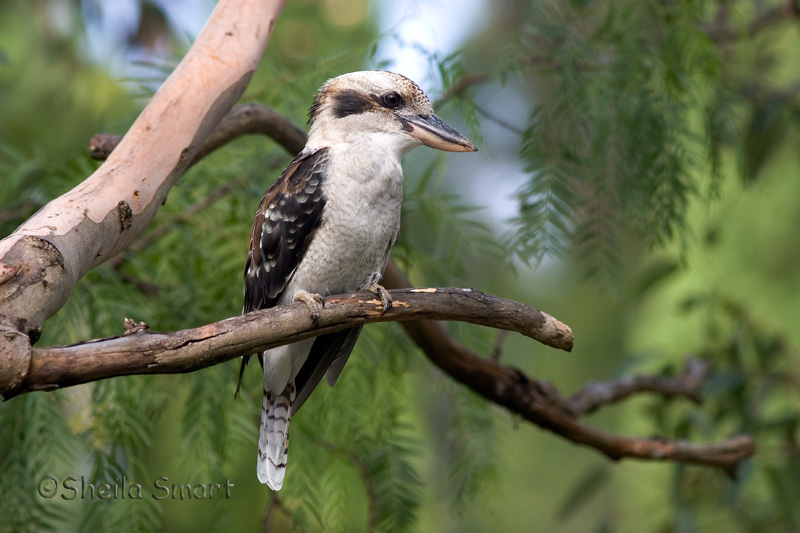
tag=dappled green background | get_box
[2,0,800,531]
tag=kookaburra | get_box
[238,70,477,491]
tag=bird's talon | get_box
[366,282,392,314]
[293,290,324,326]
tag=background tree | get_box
[1,0,799,532]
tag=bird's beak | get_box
[403,114,477,152]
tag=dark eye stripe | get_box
[331,89,373,118]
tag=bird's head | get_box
[306,70,477,155]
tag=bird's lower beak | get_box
[403,114,477,152]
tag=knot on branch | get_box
[124,318,150,335]
[88,133,121,160]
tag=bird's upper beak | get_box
[402,113,477,152]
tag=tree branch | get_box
[2,287,571,399]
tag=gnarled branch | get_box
[2,287,571,398]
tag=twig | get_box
[564,357,709,417]
[474,102,526,136]
[490,329,508,361]
[435,74,491,107]
[87,104,303,293]
[107,178,244,273]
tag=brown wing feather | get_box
[236,148,329,397]
[244,148,329,312]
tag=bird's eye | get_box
[382,92,402,109]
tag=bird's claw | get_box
[293,290,324,327]
[366,282,392,314]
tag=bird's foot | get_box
[366,282,392,314]
[292,290,324,327]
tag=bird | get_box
[237,70,477,491]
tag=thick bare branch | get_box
[2,287,571,399]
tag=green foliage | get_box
[439,382,503,515]
[77,377,165,533]
[475,0,799,290]
[0,393,75,533]
[0,145,50,238]
[507,1,709,282]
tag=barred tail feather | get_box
[257,382,295,491]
